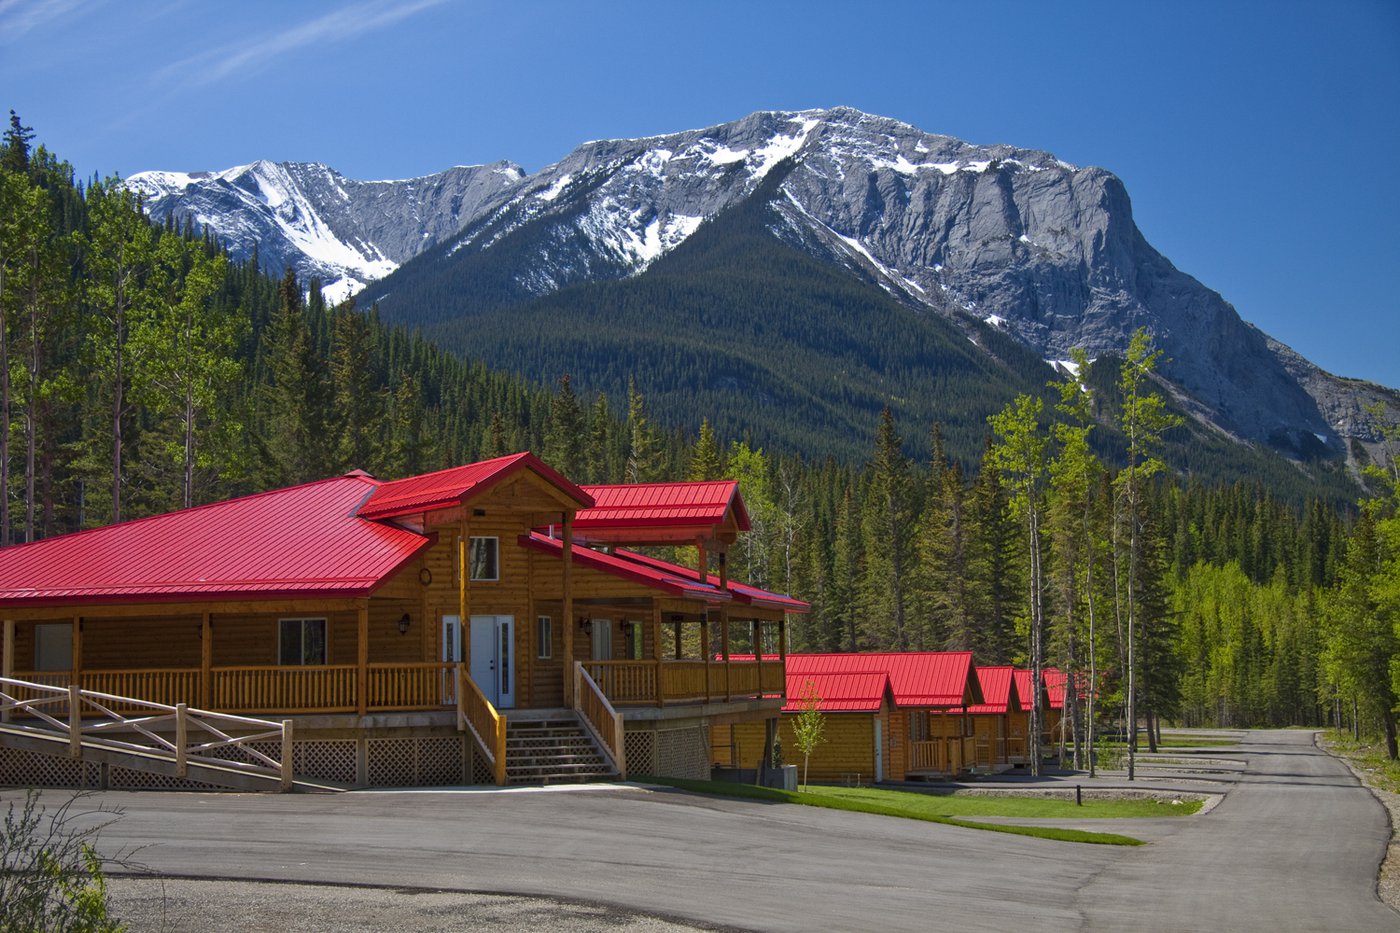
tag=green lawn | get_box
[1322,731,1400,795]
[636,777,1200,846]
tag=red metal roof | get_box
[1043,668,1067,709]
[0,474,430,607]
[572,481,751,544]
[783,669,891,713]
[610,549,810,613]
[359,452,592,520]
[941,666,1020,716]
[1013,669,1062,711]
[519,533,733,603]
[786,653,980,708]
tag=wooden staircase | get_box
[504,710,617,785]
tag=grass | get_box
[636,777,1181,846]
[1322,730,1400,795]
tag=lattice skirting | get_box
[366,736,466,787]
[655,725,710,780]
[624,730,655,776]
[1,736,475,790]
[0,745,101,788]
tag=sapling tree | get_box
[790,678,826,791]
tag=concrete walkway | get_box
[11,729,1396,932]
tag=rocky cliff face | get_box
[127,159,523,301]
[129,108,1398,451]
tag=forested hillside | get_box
[3,114,1397,760]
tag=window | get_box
[537,615,552,659]
[470,536,499,581]
[34,623,73,672]
[279,617,327,665]
[623,621,643,660]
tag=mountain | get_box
[130,108,1399,473]
[126,159,523,302]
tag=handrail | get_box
[0,676,294,791]
[573,661,626,780]
[455,665,506,785]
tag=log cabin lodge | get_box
[0,453,808,788]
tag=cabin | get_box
[935,665,1023,772]
[0,454,807,789]
[1011,668,1060,755]
[722,652,983,783]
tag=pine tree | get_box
[83,180,157,524]
[625,377,663,483]
[688,418,722,481]
[543,373,585,478]
[328,300,386,475]
[255,268,334,486]
[860,407,916,650]
[1113,329,1184,778]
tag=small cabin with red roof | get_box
[936,666,1024,771]
[0,455,807,788]
[723,652,983,782]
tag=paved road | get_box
[8,730,1395,932]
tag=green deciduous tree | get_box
[790,679,826,791]
[989,393,1050,774]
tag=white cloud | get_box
[0,0,102,44]
[156,0,447,87]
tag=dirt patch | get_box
[1318,733,1400,912]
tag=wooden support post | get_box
[562,512,574,705]
[68,684,82,758]
[778,616,788,700]
[673,618,682,660]
[652,602,664,708]
[458,517,470,637]
[754,620,763,698]
[200,612,212,710]
[71,616,82,689]
[175,703,188,777]
[701,613,711,703]
[718,551,728,590]
[1,619,13,724]
[281,719,295,791]
[721,610,731,701]
[356,602,369,717]
[696,538,708,584]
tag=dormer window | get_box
[470,536,499,581]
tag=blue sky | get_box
[3,0,1398,388]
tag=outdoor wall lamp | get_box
[398,613,411,635]
[579,617,593,636]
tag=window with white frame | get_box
[279,617,327,665]
[537,615,552,659]
[470,536,499,581]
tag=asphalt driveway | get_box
[10,729,1396,932]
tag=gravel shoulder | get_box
[1318,733,1400,912]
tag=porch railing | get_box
[0,676,294,791]
[908,736,980,775]
[213,665,358,713]
[11,664,459,717]
[584,658,785,707]
[573,662,625,779]
[456,665,506,785]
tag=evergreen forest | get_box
[4,114,1399,762]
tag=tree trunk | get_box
[1385,708,1398,762]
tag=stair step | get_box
[495,711,616,786]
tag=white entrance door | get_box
[441,615,462,704]
[874,718,884,782]
[470,615,515,708]
[591,618,613,660]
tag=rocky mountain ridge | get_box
[128,107,1398,458]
